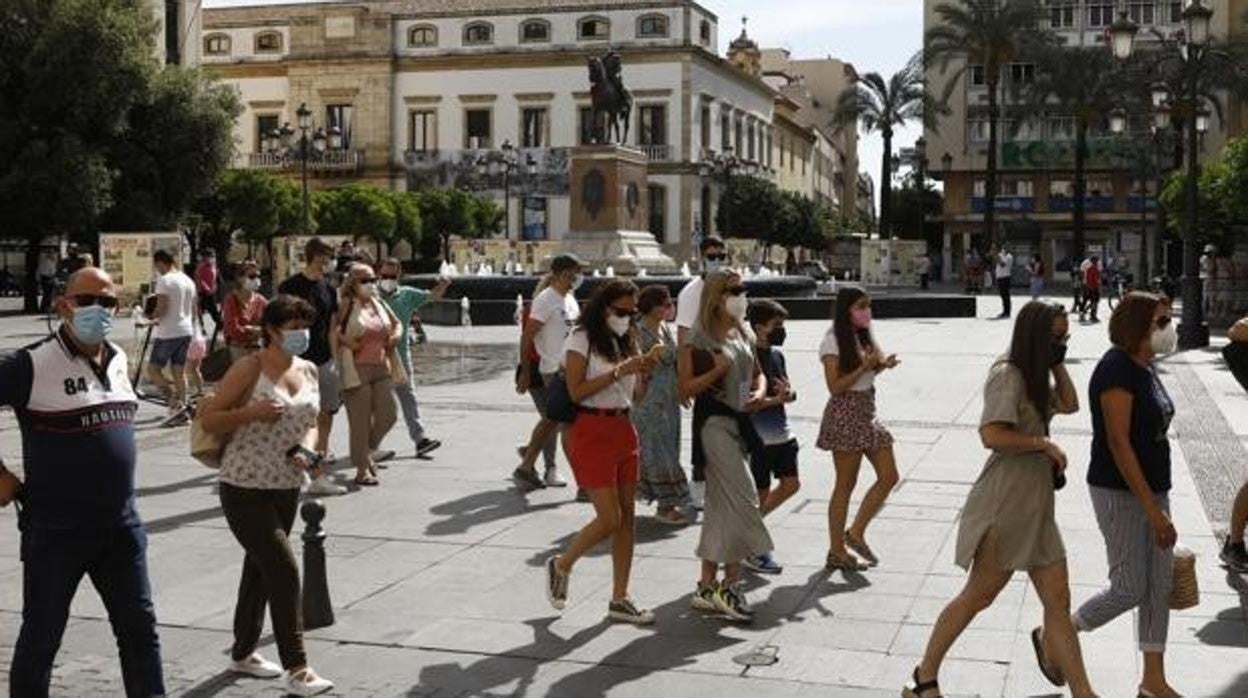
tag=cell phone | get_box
[286,445,322,467]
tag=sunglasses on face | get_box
[705,253,728,262]
[608,306,635,318]
[70,294,119,309]
[725,286,747,296]
[380,275,399,281]
[246,274,260,280]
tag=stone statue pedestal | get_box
[555,145,677,275]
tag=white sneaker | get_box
[543,466,568,488]
[283,667,333,696]
[228,652,282,679]
[306,476,347,496]
[690,481,705,510]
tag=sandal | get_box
[654,508,690,526]
[1030,626,1066,687]
[903,666,941,697]
[844,530,879,566]
[825,550,868,572]
[354,475,379,486]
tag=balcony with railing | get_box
[639,144,673,162]
[234,149,365,174]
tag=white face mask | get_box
[1150,321,1178,356]
[358,282,377,298]
[243,277,261,292]
[725,294,748,321]
[379,279,398,295]
[607,314,631,337]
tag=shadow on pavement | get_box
[1194,607,1248,648]
[523,518,685,568]
[425,488,573,537]
[144,506,223,535]
[135,473,216,499]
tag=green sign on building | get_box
[1001,139,1124,170]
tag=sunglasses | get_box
[246,274,260,280]
[1156,316,1172,329]
[70,294,119,309]
[380,275,399,281]
[705,253,728,262]
[725,286,747,296]
[608,306,635,319]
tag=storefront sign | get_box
[1001,139,1123,170]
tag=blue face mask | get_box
[705,259,725,274]
[570,273,585,291]
[280,329,310,357]
[70,305,113,345]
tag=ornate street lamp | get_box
[472,139,533,240]
[1183,0,1213,46]
[1108,108,1128,135]
[1109,10,1139,61]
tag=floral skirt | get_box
[816,389,894,454]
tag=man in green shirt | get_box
[379,258,449,458]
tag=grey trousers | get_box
[394,355,426,444]
[1074,485,1173,652]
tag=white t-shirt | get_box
[154,271,196,340]
[562,329,635,410]
[994,252,1014,279]
[819,327,874,391]
[529,286,579,374]
[675,277,703,331]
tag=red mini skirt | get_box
[567,412,640,491]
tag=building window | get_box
[720,112,730,151]
[1128,2,1155,26]
[746,121,756,160]
[1088,3,1114,27]
[520,19,550,43]
[734,116,743,155]
[465,108,491,148]
[1050,179,1073,199]
[779,135,786,168]
[766,131,773,168]
[463,21,493,46]
[1003,118,1038,141]
[969,119,990,143]
[1168,1,1182,24]
[648,185,666,242]
[255,115,278,153]
[638,105,667,146]
[1049,0,1076,28]
[637,14,669,38]
[409,110,436,153]
[1047,115,1075,141]
[1087,178,1113,198]
[578,16,610,41]
[579,106,596,145]
[700,20,711,44]
[700,106,711,154]
[521,107,546,148]
[204,33,230,56]
[325,104,352,149]
[973,179,986,198]
[254,31,282,53]
[969,65,986,87]
[1009,63,1035,86]
[408,24,437,47]
[1000,179,1033,197]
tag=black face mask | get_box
[1050,342,1068,367]
[768,327,787,347]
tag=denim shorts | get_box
[149,336,191,367]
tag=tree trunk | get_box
[1073,122,1088,265]
[879,130,893,239]
[984,76,1000,249]
[23,242,40,314]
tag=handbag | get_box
[544,372,577,424]
[190,357,262,468]
[1169,543,1199,610]
[200,325,232,382]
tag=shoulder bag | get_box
[190,356,263,468]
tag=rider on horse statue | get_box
[588,50,632,145]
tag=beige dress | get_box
[954,361,1066,571]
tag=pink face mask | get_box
[850,307,872,329]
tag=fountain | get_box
[680,262,691,278]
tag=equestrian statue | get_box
[587,50,632,145]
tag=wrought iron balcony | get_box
[639,144,672,162]
[234,150,365,173]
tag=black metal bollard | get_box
[301,499,335,629]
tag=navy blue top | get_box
[1087,348,1174,493]
[0,329,140,529]
[750,347,793,445]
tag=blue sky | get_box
[203,0,924,207]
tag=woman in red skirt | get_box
[818,287,901,571]
[543,280,660,624]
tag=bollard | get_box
[301,499,335,629]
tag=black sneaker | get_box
[416,438,442,458]
[1220,540,1248,573]
[545,556,568,610]
[512,467,546,491]
[712,583,753,622]
[575,488,590,502]
[607,598,655,625]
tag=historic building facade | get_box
[204,0,839,261]
[923,0,1242,282]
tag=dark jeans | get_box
[11,523,165,698]
[1224,342,1248,392]
[218,483,306,670]
[997,276,1012,317]
[1084,289,1101,319]
[198,291,221,330]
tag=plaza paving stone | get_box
[0,295,1245,696]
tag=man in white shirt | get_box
[675,235,727,509]
[991,244,1014,319]
[145,249,197,415]
[513,253,584,491]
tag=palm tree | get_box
[834,51,941,238]
[925,0,1054,248]
[1023,46,1126,264]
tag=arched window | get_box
[463,21,494,46]
[519,19,550,43]
[254,31,282,53]
[408,24,437,47]
[577,16,610,41]
[204,33,231,56]
[637,14,669,38]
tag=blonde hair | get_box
[339,262,373,301]
[694,269,740,341]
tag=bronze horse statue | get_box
[587,51,632,145]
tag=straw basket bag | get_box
[1169,544,1199,610]
[189,357,262,469]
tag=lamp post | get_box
[474,140,537,240]
[265,102,342,236]
[1109,0,1216,348]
